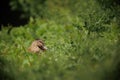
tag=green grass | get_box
[0,19,119,80]
[0,0,120,80]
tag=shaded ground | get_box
[0,0,28,29]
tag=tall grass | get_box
[0,0,120,80]
[0,19,119,80]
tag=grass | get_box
[0,0,120,80]
[0,19,119,80]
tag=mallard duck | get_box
[28,39,47,53]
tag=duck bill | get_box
[43,46,48,50]
[39,46,48,51]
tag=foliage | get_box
[10,0,70,19]
[96,0,120,8]
[0,0,120,80]
[0,18,119,80]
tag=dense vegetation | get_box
[0,0,120,80]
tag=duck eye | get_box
[38,45,45,50]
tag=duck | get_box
[28,39,47,53]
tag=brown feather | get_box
[28,39,47,53]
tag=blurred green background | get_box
[0,0,120,80]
